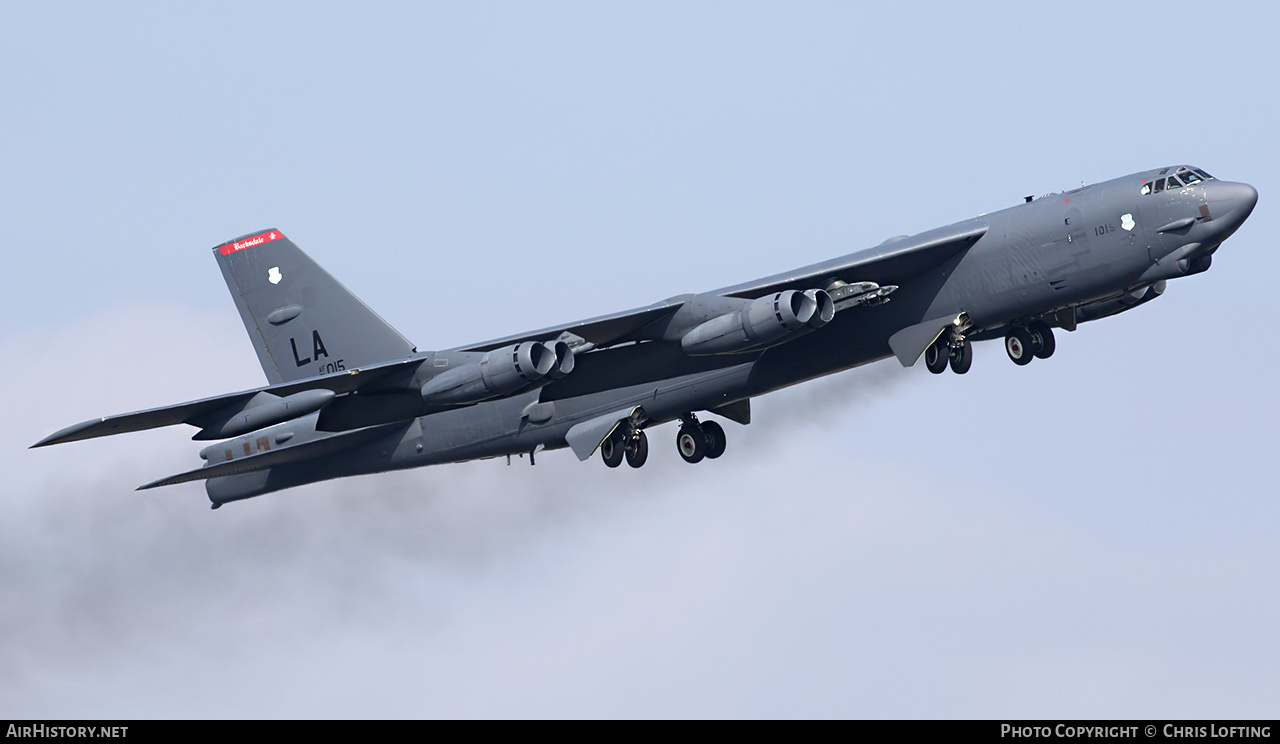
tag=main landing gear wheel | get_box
[624,430,648,468]
[600,433,624,468]
[948,338,973,375]
[924,338,949,374]
[677,426,707,464]
[700,421,726,459]
[1005,327,1035,366]
[1028,320,1056,359]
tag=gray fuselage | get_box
[206,166,1258,503]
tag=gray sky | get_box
[2,2,1277,718]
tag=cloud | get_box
[5,293,1279,718]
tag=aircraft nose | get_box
[1207,181,1259,236]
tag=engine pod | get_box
[681,290,822,355]
[420,342,557,405]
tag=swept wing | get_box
[457,223,988,353]
[31,358,423,448]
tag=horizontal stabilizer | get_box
[32,357,423,448]
[137,421,405,490]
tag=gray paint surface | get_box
[33,167,1259,508]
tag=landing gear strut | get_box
[926,327,972,375]
[676,413,727,464]
[624,430,648,468]
[601,420,649,469]
[948,338,973,374]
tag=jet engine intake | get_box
[420,341,559,405]
[804,289,835,329]
[548,340,575,380]
[681,289,831,356]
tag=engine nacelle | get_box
[681,289,831,356]
[420,341,563,405]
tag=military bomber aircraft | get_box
[33,166,1258,508]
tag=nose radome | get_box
[1236,182,1259,216]
[1210,181,1259,222]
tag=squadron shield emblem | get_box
[1120,213,1135,231]
[268,266,283,284]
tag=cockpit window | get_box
[1144,166,1215,195]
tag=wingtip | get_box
[29,419,104,449]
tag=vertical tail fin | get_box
[213,229,416,384]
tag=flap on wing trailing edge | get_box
[31,357,424,448]
[888,316,957,367]
[136,420,406,490]
[719,223,988,299]
[564,407,640,461]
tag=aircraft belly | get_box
[215,284,1050,498]
[447,306,908,463]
